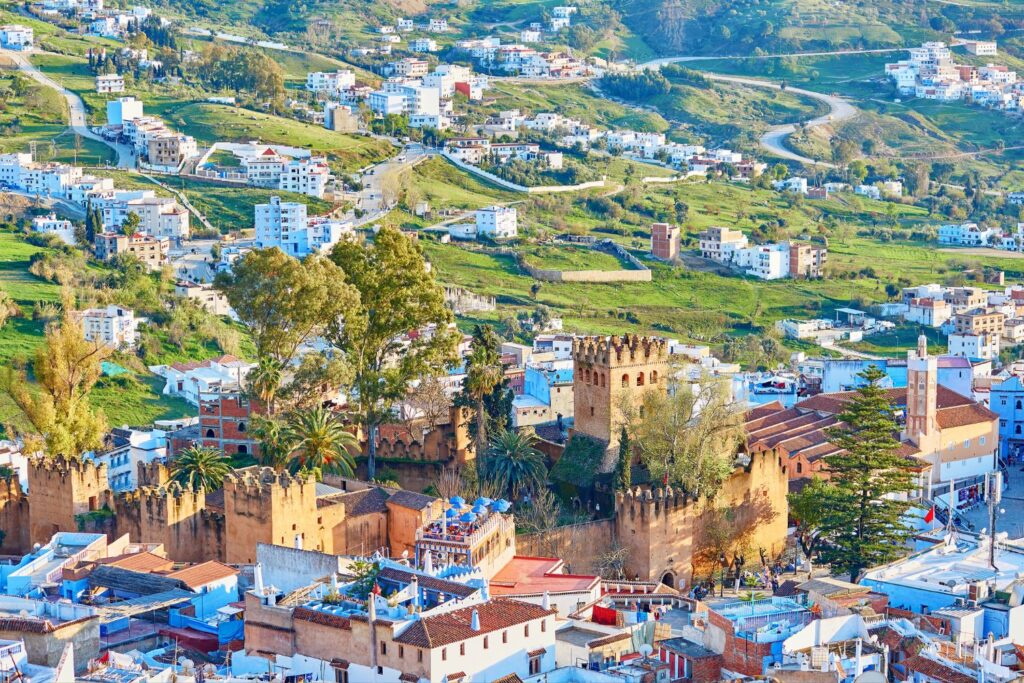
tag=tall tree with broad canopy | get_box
[328,225,457,479]
[2,302,109,459]
[215,249,358,413]
[819,365,918,580]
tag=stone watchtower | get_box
[222,467,321,564]
[572,335,669,450]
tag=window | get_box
[238,421,246,432]
[651,370,658,384]
[399,646,404,659]
[621,374,629,387]
[541,619,546,633]
[529,655,542,676]
[1018,400,1022,410]
[1016,425,1021,435]
[980,436,986,446]
[503,631,508,644]
[796,462,803,474]
[1001,397,1008,405]
[417,650,423,663]
[205,429,216,438]
[585,369,591,383]
[636,372,645,387]
[460,643,465,656]
[590,407,595,417]
[964,440,970,448]
[525,624,530,637]
[377,667,383,676]
[380,642,387,656]
[334,669,348,683]
[442,648,447,662]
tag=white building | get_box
[428,18,448,32]
[91,426,169,491]
[949,332,1000,360]
[279,158,331,199]
[106,96,143,127]
[0,25,33,50]
[966,40,997,56]
[369,84,440,119]
[73,305,139,349]
[149,355,254,406]
[95,73,125,94]
[476,206,517,239]
[410,38,438,53]
[254,196,352,257]
[31,214,76,245]
[305,70,355,95]
[938,222,998,247]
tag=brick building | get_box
[650,222,680,261]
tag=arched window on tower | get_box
[621,374,629,388]
[636,372,645,387]
[651,370,658,384]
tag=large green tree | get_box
[819,365,918,580]
[327,225,457,479]
[215,249,358,410]
[2,306,109,459]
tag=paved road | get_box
[350,143,433,227]
[638,46,909,70]
[701,74,858,167]
[0,48,134,168]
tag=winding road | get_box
[704,74,857,167]
[0,48,134,168]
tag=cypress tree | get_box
[820,365,917,580]
[616,425,631,490]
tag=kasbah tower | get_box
[570,334,789,587]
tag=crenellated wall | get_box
[223,467,321,564]
[115,481,225,563]
[27,457,112,545]
[613,448,789,588]
[0,476,30,554]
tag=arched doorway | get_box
[660,571,675,588]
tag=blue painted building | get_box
[820,356,976,398]
[991,376,1024,460]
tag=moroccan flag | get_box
[924,506,935,524]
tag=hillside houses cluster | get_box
[307,63,490,131]
[254,195,354,257]
[444,137,564,169]
[0,24,33,49]
[698,226,828,280]
[455,36,594,79]
[939,221,1024,252]
[197,142,333,199]
[103,97,197,173]
[886,41,1024,112]
[0,151,189,246]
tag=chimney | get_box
[542,591,551,610]
[471,609,480,631]
[253,563,265,596]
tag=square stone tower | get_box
[572,334,669,449]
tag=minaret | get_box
[906,334,938,447]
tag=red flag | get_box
[924,506,935,524]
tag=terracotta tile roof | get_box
[490,675,523,683]
[394,599,554,648]
[98,551,174,574]
[935,402,998,429]
[166,561,238,590]
[489,556,599,597]
[901,655,976,683]
[377,567,477,599]
[336,487,391,516]
[294,606,352,630]
[386,489,437,511]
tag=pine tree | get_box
[616,425,631,490]
[819,365,917,580]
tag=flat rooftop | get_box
[489,556,598,597]
[862,536,1024,594]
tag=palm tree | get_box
[252,415,293,473]
[169,445,231,491]
[464,329,504,458]
[284,406,359,478]
[248,357,283,415]
[484,430,547,499]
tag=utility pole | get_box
[986,470,1003,571]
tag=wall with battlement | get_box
[613,448,789,588]
[115,482,225,563]
[27,457,112,545]
[223,467,321,564]
[0,476,29,554]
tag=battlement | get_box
[614,485,695,518]
[137,459,170,488]
[29,455,107,481]
[572,335,669,367]
[224,466,313,497]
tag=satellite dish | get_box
[638,644,654,658]
[855,673,886,683]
